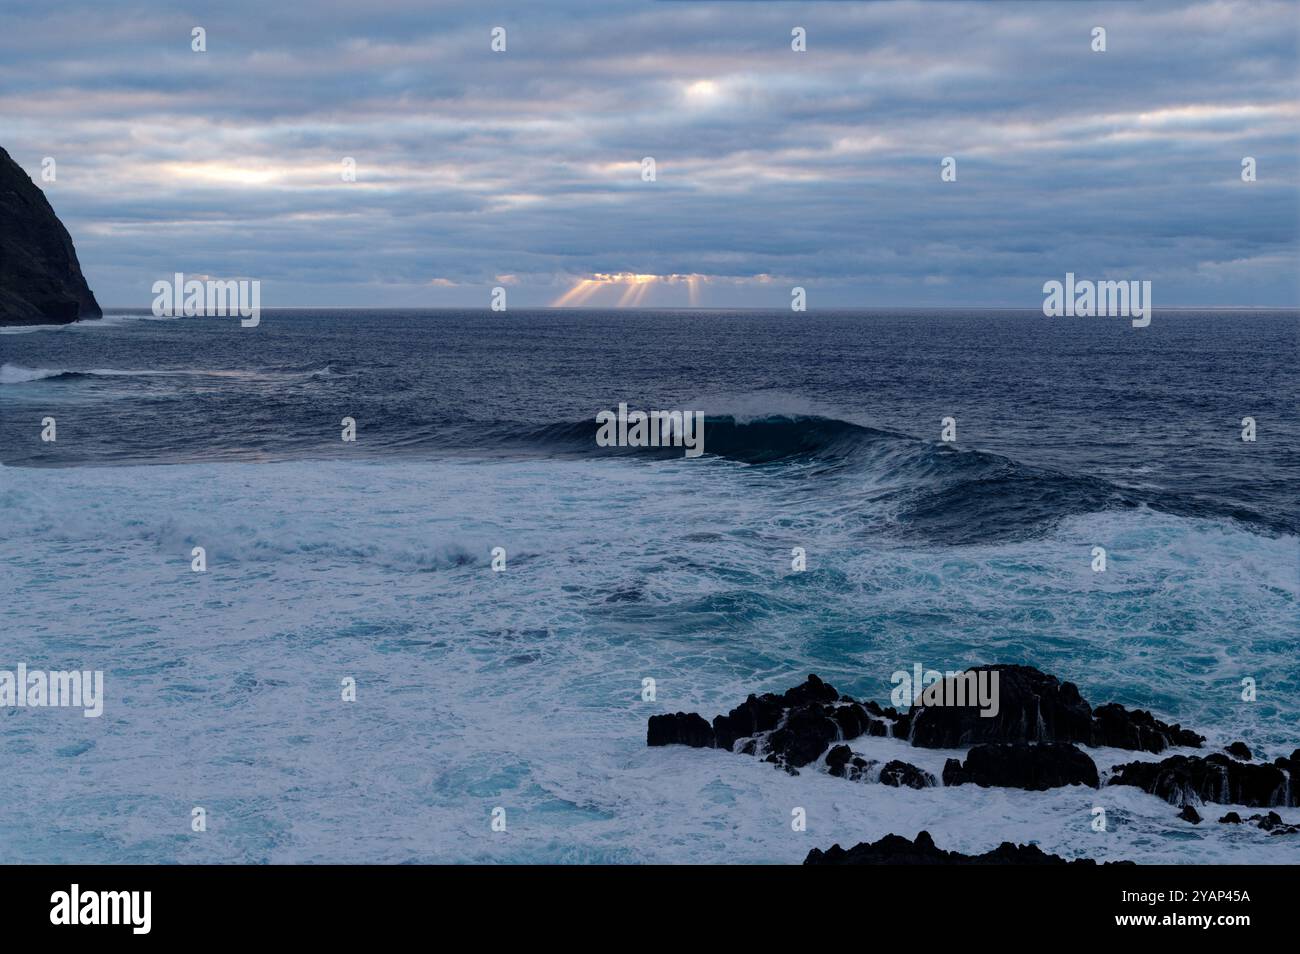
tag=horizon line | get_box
[101,304,1300,313]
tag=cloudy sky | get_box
[2,0,1297,308]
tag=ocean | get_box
[1,308,1297,863]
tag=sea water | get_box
[1,309,1296,863]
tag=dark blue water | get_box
[2,309,1297,863]
[3,309,1297,538]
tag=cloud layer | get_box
[2,0,1297,307]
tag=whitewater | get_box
[1,309,1296,863]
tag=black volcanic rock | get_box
[642,667,1269,810]
[942,742,1099,791]
[879,759,937,789]
[904,665,1204,754]
[1226,741,1252,761]
[823,746,935,788]
[712,674,840,752]
[1218,810,1299,834]
[708,675,900,770]
[645,675,904,774]
[804,831,1131,866]
[1108,751,1300,808]
[647,712,715,748]
[1251,811,1300,835]
[0,146,101,326]
[825,744,876,781]
[711,693,785,752]
[829,697,893,740]
[764,703,846,769]
[1090,702,1204,753]
[1178,804,1202,824]
[906,665,1093,748]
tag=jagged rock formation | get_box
[942,741,1100,791]
[878,759,937,789]
[1218,811,1299,834]
[1108,750,1300,808]
[907,665,1204,752]
[646,711,714,748]
[1225,741,1252,760]
[647,673,906,776]
[804,831,1132,866]
[646,665,1205,789]
[0,145,102,325]
[822,745,936,788]
[648,665,1298,863]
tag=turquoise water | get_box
[1,310,1297,862]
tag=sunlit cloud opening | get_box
[551,273,707,307]
[161,162,284,187]
[684,79,720,103]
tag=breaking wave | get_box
[511,413,1293,539]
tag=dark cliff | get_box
[0,145,102,325]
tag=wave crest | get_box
[0,363,70,384]
[516,412,1290,539]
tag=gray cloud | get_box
[1,0,1296,307]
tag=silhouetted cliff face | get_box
[0,146,102,325]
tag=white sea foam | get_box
[0,323,69,335]
[0,364,193,384]
[0,311,175,335]
[0,363,321,386]
[78,312,181,328]
[0,363,68,384]
[1,457,1296,864]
